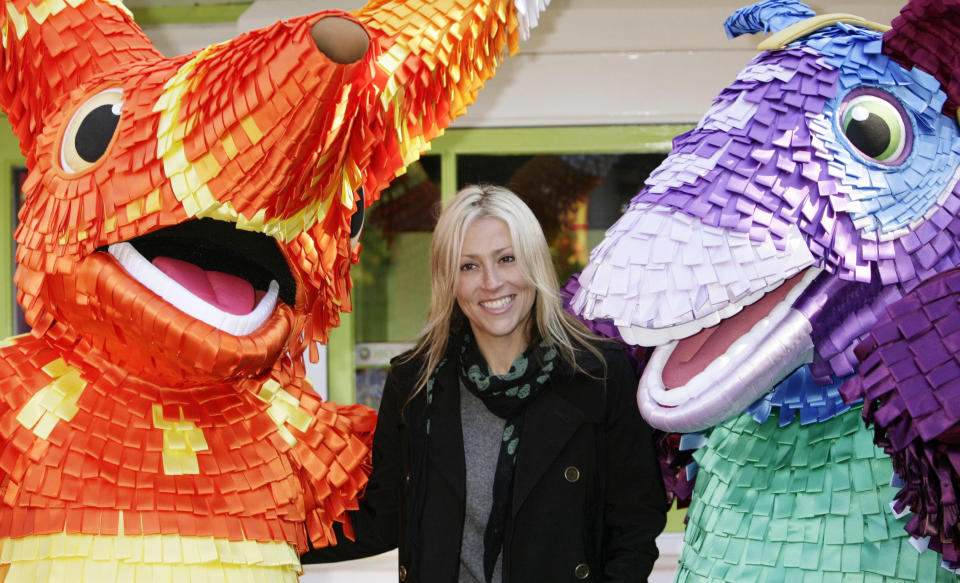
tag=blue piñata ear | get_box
[724,0,816,38]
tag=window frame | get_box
[327,124,693,403]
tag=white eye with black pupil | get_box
[60,88,123,174]
[838,89,912,166]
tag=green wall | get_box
[0,117,23,338]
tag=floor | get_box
[301,532,682,582]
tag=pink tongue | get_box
[662,271,807,389]
[153,257,257,315]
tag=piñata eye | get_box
[839,89,911,165]
[60,88,123,174]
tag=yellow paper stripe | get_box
[152,405,209,475]
[0,333,30,349]
[256,380,314,447]
[376,43,412,111]
[4,3,28,43]
[155,44,229,218]
[102,213,118,235]
[16,358,87,440]
[0,534,300,582]
[144,188,163,215]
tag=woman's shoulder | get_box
[387,348,425,380]
[373,350,424,410]
[570,336,631,374]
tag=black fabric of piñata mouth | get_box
[113,218,297,307]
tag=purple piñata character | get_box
[570,0,960,579]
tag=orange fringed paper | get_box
[0,333,376,567]
[0,0,546,579]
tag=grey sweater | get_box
[458,382,505,583]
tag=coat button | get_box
[564,466,581,483]
[574,563,590,579]
[399,564,408,582]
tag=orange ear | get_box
[0,0,160,155]
[352,0,548,199]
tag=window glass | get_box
[354,156,441,344]
[352,156,440,407]
[351,151,669,408]
[457,153,666,281]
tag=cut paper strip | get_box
[677,407,954,582]
[844,267,960,568]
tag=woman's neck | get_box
[471,326,531,375]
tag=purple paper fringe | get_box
[843,267,960,567]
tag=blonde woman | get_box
[305,185,667,582]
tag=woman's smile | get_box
[479,294,515,311]
[456,217,535,354]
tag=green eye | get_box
[840,92,909,164]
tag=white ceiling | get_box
[139,0,905,57]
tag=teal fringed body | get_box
[675,406,953,583]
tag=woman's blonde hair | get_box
[405,184,604,400]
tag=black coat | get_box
[304,339,667,582]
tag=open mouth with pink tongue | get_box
[661,271,809,389]
[153,257,266,316]
[636,267,821,433]
[105,218,296,336]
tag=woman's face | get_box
[456,217,535,349]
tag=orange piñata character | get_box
[0,0,548,579]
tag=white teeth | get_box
[480,296,512,309]
[107,242,279,336]
[637,267,821,433]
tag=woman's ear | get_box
[310,16,369,64]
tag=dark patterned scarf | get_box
[457,329,557,583]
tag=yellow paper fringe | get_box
[151,405,209,475]
[256,380,314,448]
[16,358,87,440]
[154,43,332,244]
[0,533,301,582]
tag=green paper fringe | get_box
[674,406,955,582]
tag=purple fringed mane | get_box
[844,269,960,565]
